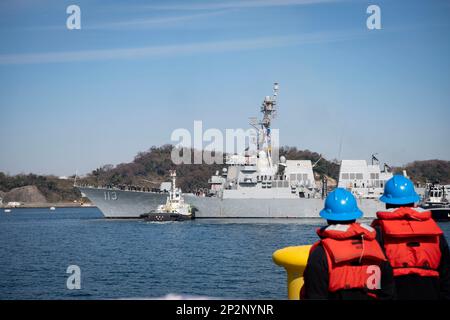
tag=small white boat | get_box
[4,209,11,213]
[50,206,56,211]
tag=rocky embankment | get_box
[1,185,47,206]
[0,185,85,207]
[2,185,47,203]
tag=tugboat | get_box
[140,171,194,221]
[421,183,450,221]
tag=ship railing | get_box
[76,184,164,193]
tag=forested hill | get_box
[79,145,341,193]
[398,160,450,185]
[1,146,449,203]
[78,146,450,192]
[0,173,80,203]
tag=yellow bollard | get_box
[272,245,312,300]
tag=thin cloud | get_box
[143,0,340,11]
[88,10,231,30]
[16,0,341,31]
[0,30,364,65]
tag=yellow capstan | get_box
[272,245,311,300]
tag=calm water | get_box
[0,207,449,300]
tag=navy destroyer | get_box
[78,83,396,218]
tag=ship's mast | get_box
[170,170,176,200]
[259,82,278,168]
[248,83,279,170]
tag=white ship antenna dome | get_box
[280,156,286,163]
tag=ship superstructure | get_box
[337,158,393,199]
[185,84,390,218]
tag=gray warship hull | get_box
[78,187,385,219]
[184,194,385,218]
[77,186,167,218]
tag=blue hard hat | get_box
[379,175,420,205]
[320,188,363,221]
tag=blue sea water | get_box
[0,207,449,300]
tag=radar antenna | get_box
[371,153,379,165]
[260,82,278,129]
[246,83,279,169]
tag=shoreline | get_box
[1,203,96,209]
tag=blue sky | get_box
[0,0,449,176]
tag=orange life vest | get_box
[311,223,387,295]
[373,207,443,277]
